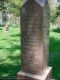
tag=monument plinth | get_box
[17,0,52,80]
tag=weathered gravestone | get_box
[17,0,52,80]
[56,16,60,29]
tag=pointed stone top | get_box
[24,0,47,7]
[35,0,47,7]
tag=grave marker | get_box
[17,0,52,80]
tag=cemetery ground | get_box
[0,25,60,80]
[0,26,21,79]
[49,25,60,80]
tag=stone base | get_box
[17,67,52,80]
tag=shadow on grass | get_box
[52,28,60,33]
[2,39,7,40]
[0,43,21,80]
[49,37,60,80]
[0,63,21,80]
[5,44,21,53]
[0,44,21,54]
[10,34,20,37]
[0,28,2,30]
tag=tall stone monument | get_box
[17,0,52,80]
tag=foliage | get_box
[8,0,24,16]
[50,12,57,24]
[0,0,24,17]
[56,5,60,16]
[50,5,60,23]
[0,0,9,26]
[49,25,60,79]
[0,0,24,26]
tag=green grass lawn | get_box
[0,25,60,80]
[0,26,21,79]
[49,25,60,80]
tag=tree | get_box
[8,0,24,16]
[55,5,60,29]
[0,0,10,32]
[0,0,24,31]
[50,5,60,24]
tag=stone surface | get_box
[24,0,47,7]
[56,16,60,29]
[20,0,50,74]
[17,0,52,80]
[17,67,52,80]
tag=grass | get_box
[0,25,60,80]
[49,25,60,80]
[0,26,21,79]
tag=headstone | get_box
[0,12,3,25]
[56,16,60,29]
[4,21,9,32]
[17,0,52,80]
